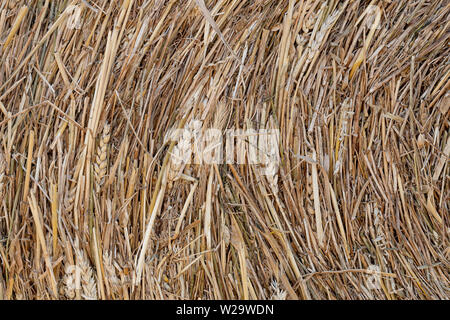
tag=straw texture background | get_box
[0,0,448,299]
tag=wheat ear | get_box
[94,123,111,192]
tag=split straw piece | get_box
[194,0,240,62]
[311,151,324,247]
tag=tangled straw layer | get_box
[0,0,448,300]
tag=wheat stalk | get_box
[0,150,5,200]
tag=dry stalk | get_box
[94,123,111,191]
[0,0,448,301]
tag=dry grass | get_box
[0,0,449,300]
